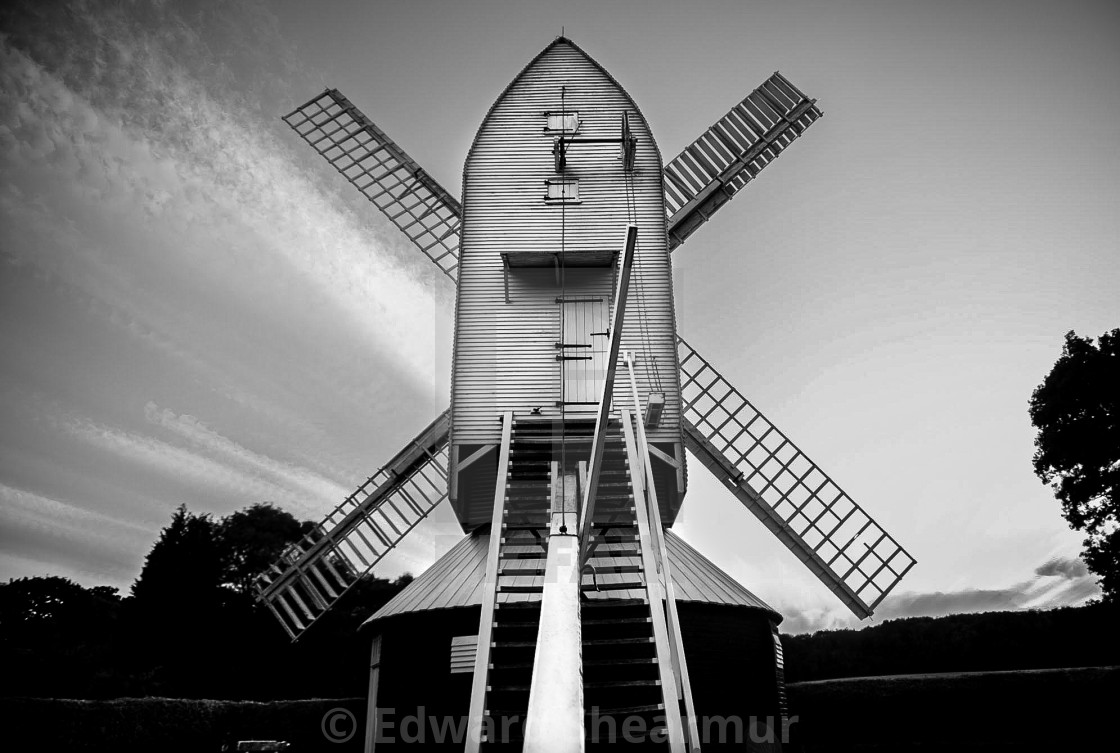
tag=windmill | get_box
[254,38,914,750]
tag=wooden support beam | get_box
[448,444,460,504]
[524,469,583,751]
[646,442,678,469]
[465,412,513,752]
[578,224,638,553]
[621,410,687,753]
[362,634,383,753]
[458,444,496,473]
[626,355,701,750]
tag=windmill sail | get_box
[677,337,915,618]
[265,68,909,645]
[283,89,461,281]
[254,412,450,640]
[664,72,822,250]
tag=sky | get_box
[1,0,1116,634]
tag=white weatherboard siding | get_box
[451,40,682,526]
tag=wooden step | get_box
[582,636,654,646]
[498,584,544,594]
[500,537,546,547]
[581,616,651,626]
[585,703,664,716]
[587,564,643,575]
[498,567,545,576]
[583,657,657,667]
[585,548,640,558]
[584,679,661,690]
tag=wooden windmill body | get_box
[256,38,915,751]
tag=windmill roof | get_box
[464,35,666,189]
[363,529,780,628]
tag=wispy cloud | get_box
[52,408,334,519]
[142,401,350,504]
[0,0,464,590]
[0,24,441,384]
[0,482,154,584]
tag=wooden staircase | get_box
[581,423,674,749]
[469,415,687,751]
[480,418,553,749]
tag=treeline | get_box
[783,600,1120,682]
[7,502,1119,699]
[0,504,411,700]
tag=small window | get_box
[545,179,580,204]
[545,111,579,134]
[450,635,477,674]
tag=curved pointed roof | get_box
[464,35,663,168]
[364,529,780,628]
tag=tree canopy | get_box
[1029,328,1120,601]
[1,502,412,699]
[219,503,316,595]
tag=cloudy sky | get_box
[1,0,1116,633]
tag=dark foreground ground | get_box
[2,666,1115,751]
[786,665,1116,751]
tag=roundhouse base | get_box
[364,601,785,750]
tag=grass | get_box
[786,666,1117,751]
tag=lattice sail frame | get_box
[264,71,912,633]
[678,338,915,617]
[254,412,450,639]
[664,72,822,250]
[283,89,461,281]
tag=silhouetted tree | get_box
[782,602,1120,682]
[0,577,123,697]
[218,502,315,595]
[132,504,224,609]
[128,505,227,695]
[2,502,413,699]
[1029,329,1120,601]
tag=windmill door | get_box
[559,298,608,411]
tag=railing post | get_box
[465,412,514,752]
[621,409,687,753]
[626,353,702,750]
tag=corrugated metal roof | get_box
[663,531,777,617]
[368,533,489,622]
[364,530,778,627]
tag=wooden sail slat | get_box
[253,411,451,640]
[760,79,797,110]
[664,72,822,249]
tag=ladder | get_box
[468,416,690,751]
[582,418,686,750]
[469,417,553,750]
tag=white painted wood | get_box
[561,296,608,408]
[465,412,513,753]
[578,225,637,551]
[523,533,585,753]
[362,634,383,753]
[627,354,702,751]
[621,410,686,752]
[451,39,684,529]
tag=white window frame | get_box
[544,178,580,204]
[544,111,580,134]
